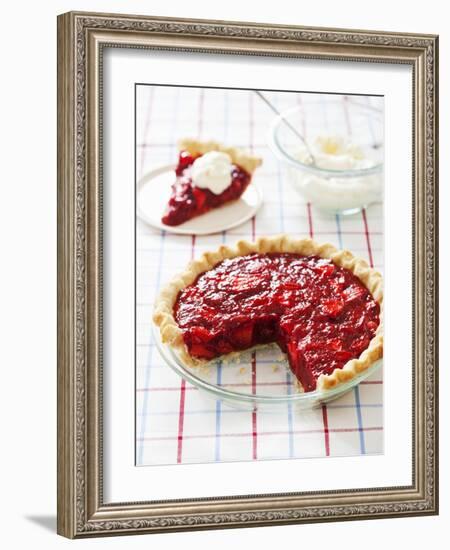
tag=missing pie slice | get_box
[161,138,262,226]
[153,235,383,392]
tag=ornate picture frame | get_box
[57,11,438,538]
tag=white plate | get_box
[137,164,263,235]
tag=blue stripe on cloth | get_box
[365,96,377,145]
[354,385,366,454]
[215,361,223,461]
[214,229,228,461]
[286,371,294,458]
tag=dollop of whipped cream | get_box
[303,135,368,170]
[291,135,381,212]
[191,151,232,195]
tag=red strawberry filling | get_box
[162,151,252,226]
[174,253,380,391]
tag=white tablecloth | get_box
[135,85,384,466]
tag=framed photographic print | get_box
[57,11,439,538]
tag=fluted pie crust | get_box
[153,235,383,391]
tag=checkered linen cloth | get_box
[135,85,384,466]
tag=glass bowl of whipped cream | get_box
[269,100,383,215]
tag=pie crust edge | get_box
[153,234,384,392]
[178,137,263,175]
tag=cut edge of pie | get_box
[178,138,263,175]
[153,234,383,391]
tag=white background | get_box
[0,0,445,548]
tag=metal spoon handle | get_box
[254,90,315,164]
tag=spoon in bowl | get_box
[254,90,316,165]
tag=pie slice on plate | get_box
[161,138,262,226]
[153,235,383,392]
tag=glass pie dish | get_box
[268,100,384,216]
[153,325,382,411]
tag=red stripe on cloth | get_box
[138,426,383,443]
[362,208,374,268]
[138,380,296,392]
[139,385,197,392]
[307,201,331,458]
[250,93,257,244]
[176,234,197,463]
[191,235,196,260]
[139,88,154,174]
[251,353,257,460]
[176,381,186,464]
[138,378,382,392]
[321,404,330,456]
[300,96,314,243]
[248,99,258,460]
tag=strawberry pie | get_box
[153,235,383,391]
[161,138,262,226]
